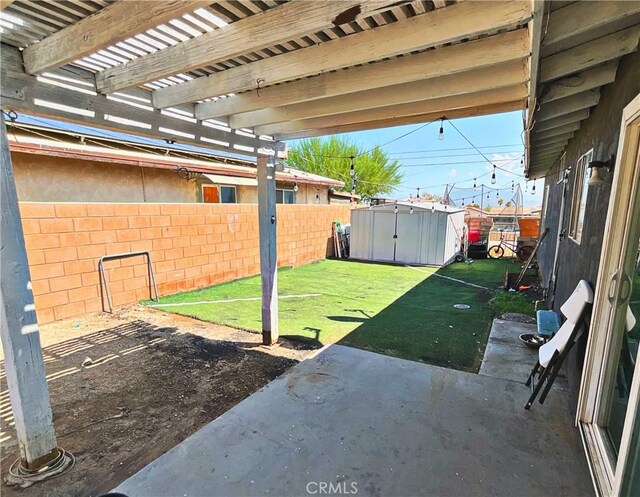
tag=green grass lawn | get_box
[146,259,515,372]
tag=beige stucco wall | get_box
[12,152,198,203]
[12,152,331,204]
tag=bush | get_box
[489,290,536,317]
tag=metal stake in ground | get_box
[257,144,283,345]
[0,113,61,470]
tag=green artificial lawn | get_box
[145,259,514,372]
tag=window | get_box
[202,185,236,203]
[568,149,593,243]
[220,186,236,203]
[276,189,295,204]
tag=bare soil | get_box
[0,306,315,497]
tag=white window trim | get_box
[568,148,594,245]
[276,188,296,204]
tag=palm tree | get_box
[287,136,403,200]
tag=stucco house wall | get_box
[12,151,331,204]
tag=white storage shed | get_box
[350,202,465,266]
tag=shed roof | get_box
[363,202,463,214]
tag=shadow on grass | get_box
[328,259,517,373]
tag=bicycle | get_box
[487,231,535,262]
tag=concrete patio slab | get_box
[115,344,592,497]
[479,319,567,391]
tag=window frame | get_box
[201,184,237,204]
[568,149,594,244]
[276,188,296,204]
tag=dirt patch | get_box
[1,306,314,497]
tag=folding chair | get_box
[525,280,594,410]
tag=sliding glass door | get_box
[578,95,640,497]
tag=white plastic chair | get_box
[525,280,594,410]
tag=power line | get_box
[387,144,523,155]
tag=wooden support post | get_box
[257,150,279,345]
[0,113,58,468]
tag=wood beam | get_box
[523,0,543,181]
[539,26,640,83]
[255,84,527,136]
[96,0,374,94]
[1,45,268,157]
[0,0,15,11]
[533,145,567,158]
[257,152,279,345]
[23,1,210,75]
[542,1,640,56]
[231,60,527,129]
[196,29,529,120]
[532,109,590,132]
[532,131,575,147]
[539,62,618,104]
[153,0,532,108]
[276,100,524,140]
[0,114,59,469]
[535,90,600,122]
[533,122,581,140]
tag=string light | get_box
[409,206,414,214]
[394,201,398,214]
[532,180,536,195]
[496,190,499,199]
[315,187,320,204]
[462,198,465,206]
[491,165,496,185]
[438,118,445,141]
[511,181,514,193]
[294,183,298,192]
[349,156,355,177]
[473,178,477,190]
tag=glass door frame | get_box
[577,94,640,497]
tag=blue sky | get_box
[289,111,543,207]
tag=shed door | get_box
[395,212,422,264]
[372,211,396,261]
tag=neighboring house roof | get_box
[329,189,361,200]
[464,205,541,218]
[7,124,344,188]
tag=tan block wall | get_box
[19,202,352,324]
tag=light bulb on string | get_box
[511,181,514,193]
[409,206,414,214]
[473,179,477,190]
[496,190,499,199]
[438,118,444,141]
[491,165,496,185]
[462,198,465,206]
[531,180,536,195]
[294,183,298,192]
[394,201,398,214]
[431,204,435,213]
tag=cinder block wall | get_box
[19,202,352,324]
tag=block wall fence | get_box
[18,202,353,324]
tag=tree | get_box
[498,198,504,206]
[287,136,402,200]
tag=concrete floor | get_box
[115,342,593,497]
[479,319,568,392]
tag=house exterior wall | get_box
[12,151,332,205]
[12,152,198,203]
[537,50,640,402]
[19,202,352,325]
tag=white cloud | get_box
[486,152,522,173]
[449,168,457,177]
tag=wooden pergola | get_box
[1,0,635,476]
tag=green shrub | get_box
[489,290,536,317]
